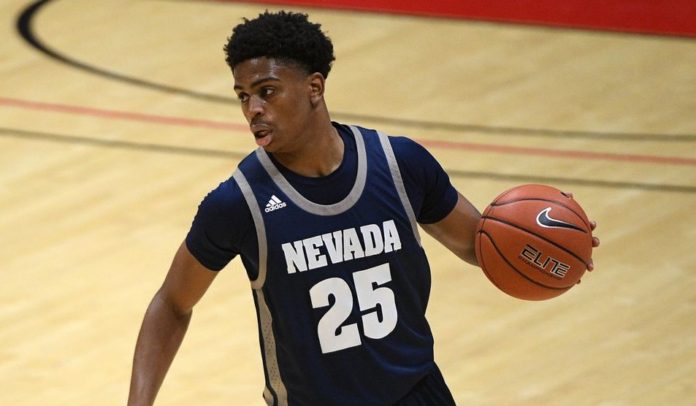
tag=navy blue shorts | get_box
[394,365,456,405]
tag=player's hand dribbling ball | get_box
[475,184,594,300]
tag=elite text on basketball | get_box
[519,244,570,278]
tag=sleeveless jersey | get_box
[233,126,436,405]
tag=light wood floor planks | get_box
[1,0,695,404]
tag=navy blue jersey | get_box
[186,123,457,275]
[186,124,458,405]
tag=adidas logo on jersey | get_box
[265,195,287,213]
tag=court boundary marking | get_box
[2,126,694,194]
[15,0,696,144]
[8,1,696,194]
[223,0,696,38]
[2,124,695,194]
[2,97,695,167]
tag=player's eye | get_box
[237,93,249,103]
[260,87,275,98]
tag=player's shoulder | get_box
[349,123,428,158]
[387,134,427,155]
[344,123,436,169]
[203,148,261,206]
[198,174,247,215]
[384,134,439,171]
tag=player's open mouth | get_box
[252,128,272,147]
[251,124,273,147]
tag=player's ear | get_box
[308,72,325,106]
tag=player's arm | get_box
[127,241,218,406]
[389,135,481,267]
[420,192,481,266]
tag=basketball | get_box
[475,184,594,300]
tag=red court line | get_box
[420,139,696,167]
[225,0,696,38]
[0,97,247,132]
[1,97,694,166]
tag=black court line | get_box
[2,127,694,194]
[16,0,696,143]
[16,0,233,104]
[0,126,244,160]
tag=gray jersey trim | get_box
[255,289,288,406]
[233,169,288,406]
[377,131,422,246]
[233,170,268,289]
[255,125,367,216]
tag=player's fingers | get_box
[590,220,597,230]
[592,236,600,247]
[587,260,594,272]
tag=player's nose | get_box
[244,95,265,122]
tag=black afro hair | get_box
[224,11,335,78]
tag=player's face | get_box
[233,57,315,153]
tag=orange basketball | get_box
[475,184,594,300]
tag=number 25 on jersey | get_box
[309,263,398,354]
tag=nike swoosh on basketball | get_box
[536,207,585,232]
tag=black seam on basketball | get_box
[476,232,507,294]
[478,231,570,291]
[481,215,591,268]
[477,231,521,294]
[490,198,591,229]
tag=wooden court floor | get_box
[1,0,695,404]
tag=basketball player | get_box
[128,11,598,406]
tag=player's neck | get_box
[272,118,344,178]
